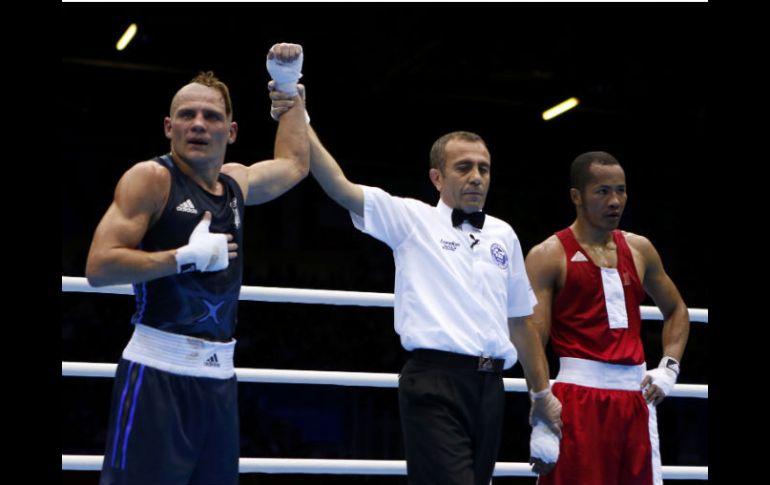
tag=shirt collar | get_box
[436,198,454,219]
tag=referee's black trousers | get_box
[399,349,506,485]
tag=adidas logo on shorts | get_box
[204,353,220,367]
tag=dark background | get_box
[62,3,709,484]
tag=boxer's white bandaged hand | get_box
[530,420,560,471]
[266,44,303,97]
[175,212,229,273]
[642,356,679,404]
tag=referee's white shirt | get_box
[351,185,537,369]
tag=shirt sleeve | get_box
[507,231,538,317]
[350,185,415,248]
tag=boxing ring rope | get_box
[62,276,709,322]
[62,361,708,398]
[61,455,707,479]
[62,276,709,479]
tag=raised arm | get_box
[268,81,363,216]
[308,125,364,216]
[223,43,309,206]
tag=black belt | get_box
[411,348,504,374]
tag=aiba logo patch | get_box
[490,243,509,270]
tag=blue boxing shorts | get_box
[100,324,239,485]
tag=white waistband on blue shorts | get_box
[122,323,236,379]
[555,357,646,391]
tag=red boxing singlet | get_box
[550,228,647,364]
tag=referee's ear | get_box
[429,168,443,192]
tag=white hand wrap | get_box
[530,420,560,464]
[175,216,229,273]
[529,388,562,427]
[644,356,679,397]
[266,52,303,97]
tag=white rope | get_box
[62,455,102,471]
[62,276,709,322]
[640,305,708,323]
[61,276,393,307]
[60,455,708,479]
[61,361,709,398]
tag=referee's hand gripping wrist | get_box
[175,211,230,274]
[529,388,563,438]
[268,81,308,123]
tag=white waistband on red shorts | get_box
[122,323,235,379]
[555,357,646,391]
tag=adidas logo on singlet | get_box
[570,251,589,262]
[176,199,198,214]
[204,353,220,367]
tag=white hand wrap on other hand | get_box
[266,52,304,97]
[530,420,560,464]
[644,356,679,397]
[175,215,229,273]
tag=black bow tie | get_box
[451,209,485,229]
